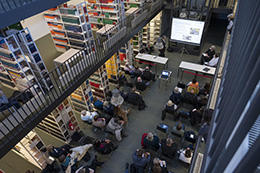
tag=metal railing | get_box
[0,0,164,158]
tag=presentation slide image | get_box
[171,18,205,45]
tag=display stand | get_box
[44,2,95,52]
[70,80,94,113]
[13,130,47,169]
[0,28,51,92]
[86,0,125,31]
[123,0,144,10]
[37,98,80,143]
[89,65,109,101]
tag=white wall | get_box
[20,12,50,41]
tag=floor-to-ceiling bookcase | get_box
[0,28,51,92]
[149,12,161,46]
[89,65,109,101]
[13,130,47,170]
[44,2,95,52]
[37,98,80,143]
[86,0,125,31]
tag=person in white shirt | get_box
[205,53,219,67]
[178,147,193,164]
[81,110,98,123]
[227,13,234,34]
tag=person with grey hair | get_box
[161,137,178,159]
[169,86,182,105]
[143,132,160,151]
[200,45,216,64]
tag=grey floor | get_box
[0,19,226,173]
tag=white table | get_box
[135,53,169,74]
[178,61,216,81]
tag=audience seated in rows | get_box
[178,147,193,164]
[169,87,182,105]
[161,137,178,159]
[94,138,117,155]
[200,45,216,65]
[106,117,127,141]
[132,149,151,173]
[141,66,156,81]
[143,132,160,151]
[152,157,168,173]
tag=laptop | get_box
[161,70,169,79]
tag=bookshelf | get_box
[13,130,46,169]
[44,2,95,52]
[149,12,161,46]
[86,0,125,31]
[0,28,52,92]
[123,0,144,10]
[69,80,94,113]
[142,24,150,47]
[105,53,120,85]
[119,40,133,65]
[37,98,80,143]
[89,64,109,101]
[132,30,143,54]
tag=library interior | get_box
[0,0,259,173]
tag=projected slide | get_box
[171,18,205,45]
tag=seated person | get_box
[161,137,178,159]
[81,110,98,124]
[118,70,127,86]
[59,144,93,170]
[111,87,124,107]
[183,89,198,106]
[190,108,203,126]
[103,101,114,116]
[47,144,71,158]
[200,45,216,64]
[172,122,185,137]
[187,79,199,95]
[169,87,182,105]
[92,115,106,129]
[106,117,127,141]
[125,88,146,110]
[199,83,211,96]
[184,130,197,143]
[114,106,130,123]
[205,53,219,67]
[132,149,150,172]
[143,132,160,151]
[134,66,143,77]
[178,147,193,164]
[136,77,147,91]
[164,100,178,114]
[93,98,103,110]
[94,138,117,154]
[152,158,168,173]
[141,66,155,81]
[124,63,135,75]
[74,155,103,173]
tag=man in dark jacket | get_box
[132,149,150,173]
[141,66,155,81]
[161,137,177,159]
[169,87,182,105]
[200,45,216,64]
[143,132,160,151]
